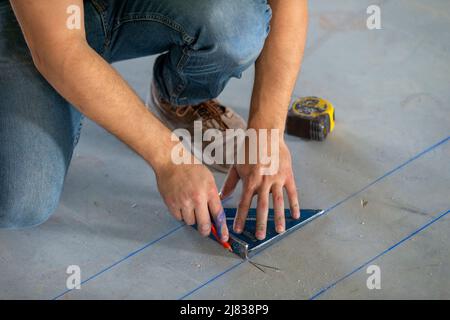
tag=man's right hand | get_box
[156,162,229,242]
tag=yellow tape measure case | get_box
[286,96,335,141]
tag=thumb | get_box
[220,166,240,200]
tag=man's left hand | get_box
[220,137,300,240]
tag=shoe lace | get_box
[176,100,229,130]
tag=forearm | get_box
[10,0,176,171]
[37,41,176,171]
[248,0,308,131]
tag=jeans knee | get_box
[0,187,59,229]
[196,0,272,67]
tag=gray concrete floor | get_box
[1,0,449,299]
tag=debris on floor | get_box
[361,199,369,208]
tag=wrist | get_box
[143,139,179,175]
[144,135,196,176]
[136,118,180,173]
[247,106,287,133]
[247,119,286,139]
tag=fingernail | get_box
[214,209,226,239]
[200,224,211,234]
[276,225,285,233]
[256,232,265,240]
[220,192,234,203]
[233,218,243,233]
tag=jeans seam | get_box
[112,13,195,44]
[170,46,192,104]
[88,0,110,54]
[73,115,84,147]
[177,46,192,70]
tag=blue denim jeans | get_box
[0,0,271,228]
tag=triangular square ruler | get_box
[196,208,324,259]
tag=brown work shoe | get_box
[149,81,247,173]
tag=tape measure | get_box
[286,96,335,141]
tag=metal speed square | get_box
[221,208,324,259]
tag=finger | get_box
[272,184,285,233]
[170,208,183,221]
[164,197,182,221]
[285,177,300,219]
[181,206,196,225]
[255,184,270,240]
[194,199,211,237]
[209,192,229,242]
[234,183,255,233]
[220,166,240,200]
